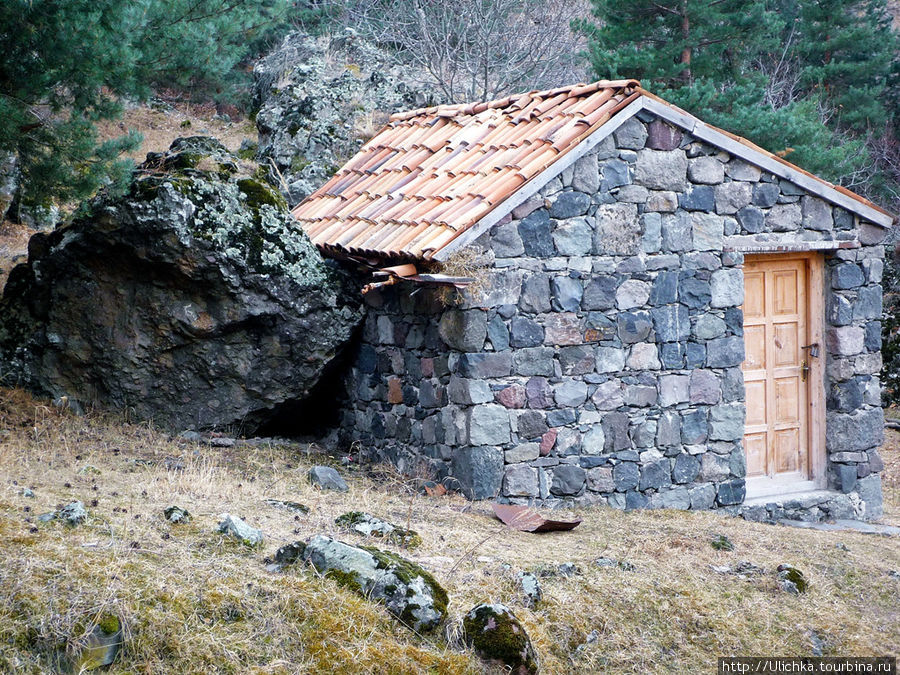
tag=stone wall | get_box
[340,111,886,519]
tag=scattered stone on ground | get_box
[711,561,764,579]
[463,603,538,675]
[77,465,101,475]
[302,534,448,633]
[37,512,56,523]
[711,534,735,551]
[265,541,308,572]
[536,562,582,578]
[779,519,900,536]
[209,437,236,448]
[334,511,422,549]
[593,557,636,571]
[573,629,601,658]
[888,570,900,580]
[67,614,122,672]
[21,487,34,498]
[163,506,192,524]
[218,514,263,546]
[777,564,809,594]
[57,501,87,526]
[517,571,542,608]
[264,498,310,515]
[0,136,363,432]
[308,466,348,492]
[809,629,827,657]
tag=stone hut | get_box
[292,80,894,521]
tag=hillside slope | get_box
[0,388,897,673]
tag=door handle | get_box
[801,360,809,381]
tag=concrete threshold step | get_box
[778,519,900,536]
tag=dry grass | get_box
[0,386,898,673]
[0,219,35,290]
[94,102,257,163]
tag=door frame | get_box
[741,252,826,499]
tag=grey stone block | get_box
[439,309,487,352]
[635,149,688,191]
[679,185,715,211]
[832,263,865,290]
[603,159,631,189]
[510,316,544,348]
[616,279,651,309]
[710,268,743,308]
[596,346,626,373]
[452,446,504,500]
[487,314,510,351]
[700,452,731,482]
[673,453,700,484]
[647,191,678,212]
[518,210,555,257]
[503,465,539,497]
[716,479,746,506]
[519,274,551,314]
[617,310,653,344]
[640,459,672,490]
[551,276,583,312]
[856,474,883,519]
[659,374,690,407]
[517,410,548,439]
[651,304,690,342]
[572,153,600,193]
[592,379,625,410]
[826,407,884,452]
[613,462,639,491]
[694,314,726,340]
[688,156,724,184]
[690,370,722,404]
[706,336,744,368]
[514,347,555,376]
[766,203,802,231]
[736,205,764,233]
[551,465,586,496]
[661,211,692,252]
[627,343,660,370]
[491,221,525,257]
[582,274,618,310]
[708,403,745,441]
[657,412,681,446]
[752,182,779,208]
[603,411,631,451]
[679,275,711,308]
[692,212,724,250]
[801,196,833,231]
[458,352,513,378]
[468,405,511,445]
[681,409,708,445]
[556,346,592,376]
[553,217,593,256]
[554,379,588,407]
[594,202,641,255]
[725,159,761,181]
[689,483,716,509]
[649,271,679,305]
[714,182,752,215]
[587,466,615,492]
[614,117,648,149]
[549,191,591,219]
[826,326,865,356]
[526,377,554,408]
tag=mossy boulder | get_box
[334,511,422,549]
[777,564,809,594]
[302,535,447,633]
[463,603,538,675]
[0,136,364,432]
[67,614,122,671]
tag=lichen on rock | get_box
[0,136,364,432]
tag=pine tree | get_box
[580,0,898,187]
[0,0,287,211]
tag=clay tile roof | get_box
[293,79,642,261]
[293,79,894,263]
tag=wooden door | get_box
[741,256,812,487]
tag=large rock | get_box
[254,31,436,205]
[463,603,538,675]
[302,535,448,632]
[0,137,364,432]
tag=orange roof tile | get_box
[292,80,641,261]
[292,79,893,262]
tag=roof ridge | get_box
[389,79,641,123]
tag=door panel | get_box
[741,257,810,482]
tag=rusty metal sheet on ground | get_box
[491,503,582,532]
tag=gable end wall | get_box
[340,112,886,520]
